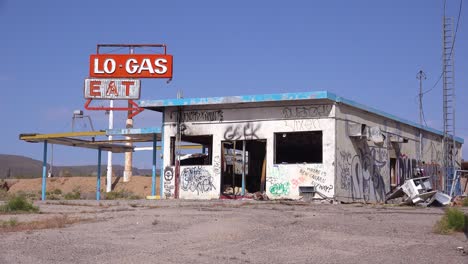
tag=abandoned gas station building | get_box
[139,91,464,203]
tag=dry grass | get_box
[0,215,88,233]
[433,208,466,235]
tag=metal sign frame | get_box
[84,44,172,118]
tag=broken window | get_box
[274,131,322,164]
[170,135,213,166]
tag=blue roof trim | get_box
[138,91,329,108]
[106,127,161,136]
[137,91,463,144]
[328,92,464,144]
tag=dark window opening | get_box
[274,131,322,164]
[221,140,266,196]
[171,135,213,166]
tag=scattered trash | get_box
[252,192,269,201]
[385,177,451,206]
[456,247,466,255]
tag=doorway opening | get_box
[220,140,266,198]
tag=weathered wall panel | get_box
[335,104,462,203]
[161,103,336,199]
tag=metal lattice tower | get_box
[442,16,456,193]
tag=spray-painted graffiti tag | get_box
[337,147,388,202]
[284,119,319,131]
[282,105,332,119]
[163,166,174,198]
[171,110,224,122]
[224,123,261,140]
[181,167,216,195]
[269,182,290,196]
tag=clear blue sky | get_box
[1,0,467,168]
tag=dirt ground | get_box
[5,176,156,198]
[0,200,467,264]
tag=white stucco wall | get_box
[160,102,336,200]
[159,100,462,201]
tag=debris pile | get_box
[385,176,451,206]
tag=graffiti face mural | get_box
[338,147,388,202]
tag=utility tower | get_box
[442,15,456,193]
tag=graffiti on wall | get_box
[284,119,319,131]
[213,156,221,176]
[223,123,261,140]
[395,154,443,191]
[181,167,216,195]
[163,166,174,198]
[337,147,388,202]
[268,165,331,197]
[268,166,290,196]
[282,105,332,119]
[270,182,290,196]
[170,110,224,122]
[299,167,333,194]
[396,154,417,184]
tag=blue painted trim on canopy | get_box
[138,91,463,144]
[138,91,329,108]
[106,127,161,136]
[328,92,464,144]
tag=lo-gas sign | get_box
[89,54,173,78]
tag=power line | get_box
[423,0,463,95]
[448,0,463,59]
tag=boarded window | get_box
[274,131,322,164]
[170,135,213,166]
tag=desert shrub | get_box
[64,191,81,200]
[0,217,18,228]
[0,189,9,201]
[105,190,141,200]
[52,189,62,195]
[462,197,468,207]
[0,195,39,213]
[446,208,465,231]
[16,191,40,201]
[46,193,61,200]
[434,208,466,234]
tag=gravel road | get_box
[1,200,467,264]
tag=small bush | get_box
[105,190,141,200]
[0,195,39,213]
[16,191,40,201]
[52,189,62,195]
[64,191,81,200]
[462,197,468,207]
[434,208,466,234]
[0,217,18,228]
[446,208,465,231]
[46,194,61,200]
[0,189,9,201]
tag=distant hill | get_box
[0,154,156,179]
